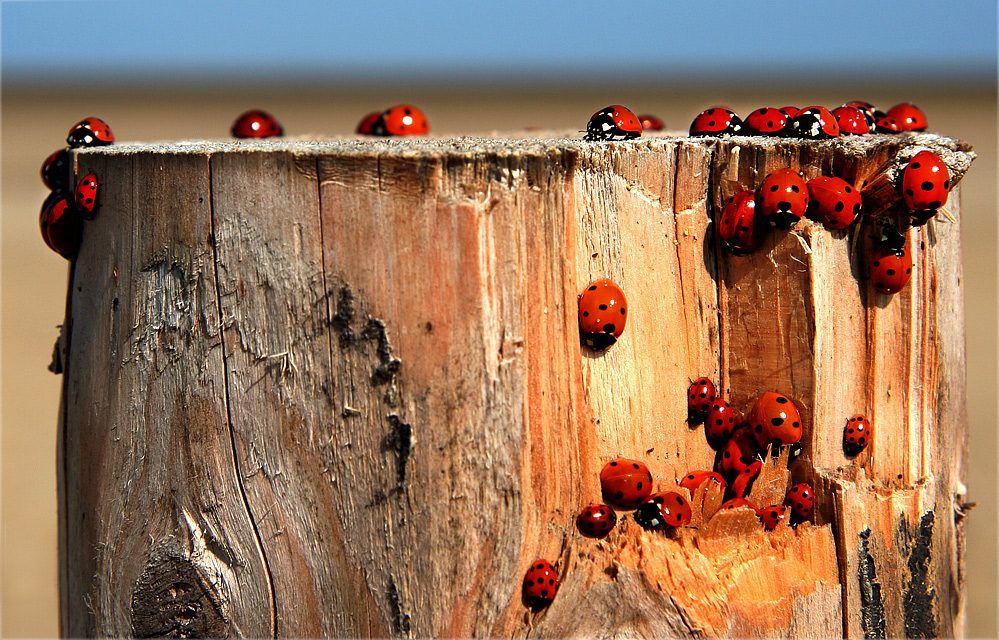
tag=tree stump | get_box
[58,131,975,638]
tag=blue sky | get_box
[2,0,997,85]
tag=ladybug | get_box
[679,470,726,494]
[756,505,788,531]
[756,168,809,229]
[523,559,559,604]
[67,117,114,147]
[231,110,283,138]
[874,116,902,133]
[784,483,814,523]
[584,105,642,141]
[600,458,653,508]
[688,108,743,136]
[901,150,950,212]
[41,148,71,191]
[634,491,692,530]
[638,114,664,131]
[844,101,877,120]
[886,103,927,131]
[791,106,839,139]
[869,241,913,295]
[742,107,792,136]
[719,497,758,512]
[40,194,82,258]
[578,278,627,350]
[74,173,100,219]
[806,176,861,230]
[718,190,766,256]
[748,392,802,450]
[687,377,716,424]
[355,111,382,135]
[831,105,872,135]
[576,503,617,537]
[717,426,763,487]
[704,398,739,440]
[844,414,873,455]
[777,106,799,119]
[730,459,762,498]
[371,104,430,136]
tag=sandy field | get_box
[2,83,995,637]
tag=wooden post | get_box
[58,132,974,638]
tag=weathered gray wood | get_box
[61,132,973,638]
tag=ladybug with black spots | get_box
[718,190,766,256]
[719,497,758,512]
[634,491,692,530]
[886,103,927,131]
[704,398,739,440]
[599,458,653,508]
[874,116,902,133]
[576,503,617,537]
[756,168,809,229]
[806,176,861,230]
[831,105,873,135]
[232,110,283,138]
[717,426,763,493]
[523,559,559,604]
[791,106,839,139]
[584,105,642,141]
[41,148,71,191]
[869,239,913,295]
[901,150,950,213]
[689,108,743,136]
[844,414,873,455]
[680,470,726,494]
[742,107,792,136]
[578,278,627,350]
[784,483,814,523]
[372,104,430,136]
[748,392,802,450]
[74,173,100,219]
[687,377,716,425]
[67,117,114,147]
[756,505,788,531]
[40,194,82,259]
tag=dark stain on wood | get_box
[386,576,411,638]
[858,528,886,639]
[902,511,937,638]
[131,549,230,638]
[383,413,412,491]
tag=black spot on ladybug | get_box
[588,285,597,291]
[632,462,640,469]
[835,202,845,212]
[793,421,800,428]
[771,417,785,426]
[944,180,950,189]
[707,120,716,127]
[614,491,623,500]
[886,269,896,275]
[620,308,626,315]
[540,589,549,598]
[775,396,788,404]
[706,109,716,114]
[928,200,942,209]
[920,181,935,191]
[598,304,608,310]
[906,268,912,274]
[911,161,921,169]
[526,579,534,586]
[791,185,800,192]
[724,451,731,458]
[582,311,589,317]
[770,185,779,192]
[858,437,866,444]
[845,185,853,193]
[636,482,643,490]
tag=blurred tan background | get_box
[2,82,995,637]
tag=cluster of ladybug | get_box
[688,101,926,139]
[523,279,877,608]
[38,118,113,258]
[231,105,432,139]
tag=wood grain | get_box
[61,132,974,638]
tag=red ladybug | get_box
[886,103,927,131]
[704,398,739,440]
[680,470,726,494]
[74,173,99,219]
[232,110,283,138]
[67,117,114,147]
[777,106,799,119]
[638,114,664,131]
[576,503,617,537]
[730,459,763,498]
[687,377,716,424]
[791,106,839,139]
[717,426,762,485]
[578,278,627,349]
[523,559,559,603]
[689,108,743,136]
[742,107,792,136]
[718,190,766,256]
[600,458,653,507]
[748,392,802,450]
[719,497,758,512]
[831,105,872,135]
[40,195,82,258]
[844,414,873,455]
[869,242,912,295]
[806,176,861,230]
[371,104,430,136]
[355,111,382,135]
[756,505,788,531]
[756,168,809,229]
[784,483,814,523]
[874,116,902,133]
[634,491,692,530]
[901,150,950,212]
[584,105,642,141]
[844,101,877,120]
[41,148,71,191]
